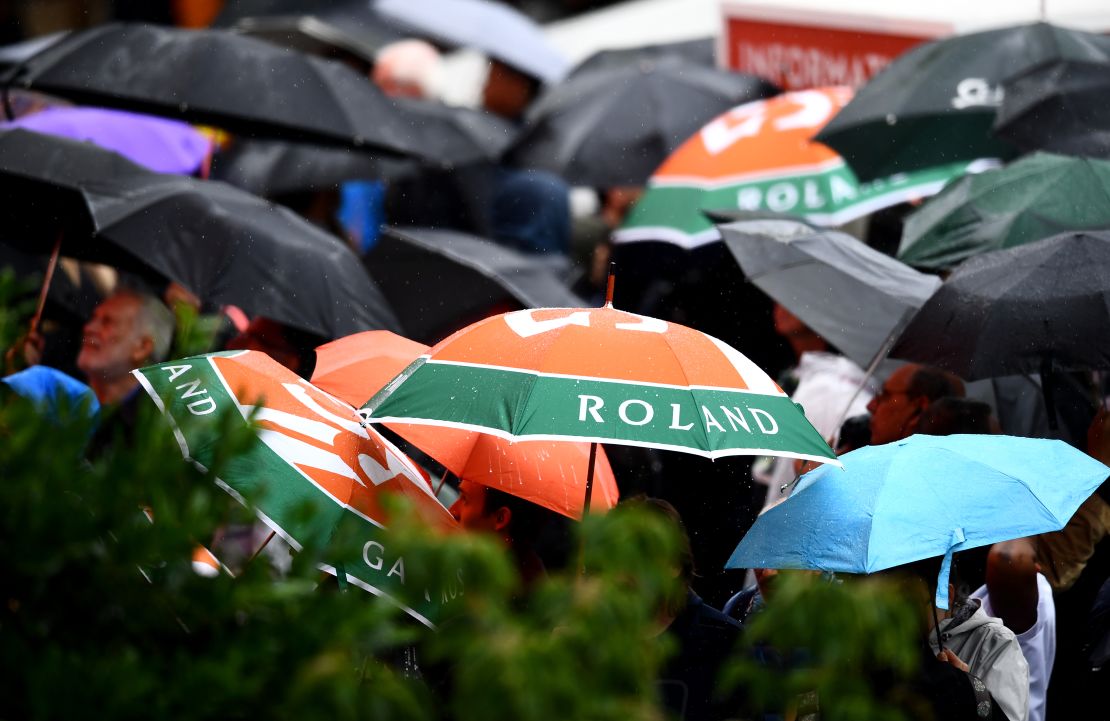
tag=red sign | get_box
[723,16,936,90]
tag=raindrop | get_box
[885,114,897,126]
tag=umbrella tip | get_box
[604,262,616,309]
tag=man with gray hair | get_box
[77,289,174,405]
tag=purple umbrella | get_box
[4,107,212,175]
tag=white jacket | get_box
[929,600,1030,721]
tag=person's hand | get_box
[4,329,44,373]
[937,648,969,672]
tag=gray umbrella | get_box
[364,227,584,344]
[719,219,941,368]
[374,0,568,84]
[891,230,1110,380]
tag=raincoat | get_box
[929,599,1030,721]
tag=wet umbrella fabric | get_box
[568,38,716,77]
[813,24,1058,182]
[891,230,1110,380]
[2,23,444,160]
[719,219,941,369]
[134,350,457,626]
[506,55,778,187]
[364,226,585,344]
[0,129,400,338]
[992,24,1110,157]
[728,433,1109,609]
[3,106,212,175]
[362,305,839,465]
[230,13,401,69]
[617,88,974,249]
[374,0,569,83]
[899,153,1110,270]
[313,331,620,520]
[211,138,403,195]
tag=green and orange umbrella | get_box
[361,292,841,511]
[615,87,979,250]
[134,350,457,627]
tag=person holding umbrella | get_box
[866,363,966,446]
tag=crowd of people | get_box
[2,3,1109,721]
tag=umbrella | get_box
[899,152,1110,270]
[373,0,569,84]
[313,330,620,520]
[727,433,1109,609]
[506,55,777,187]
[0,129,400,338]
[1,22,462,162]
[210,138,405,196]
[230,13,402,70]
[362,303,839,472]
[992,23,1110,157]
[134,350,457,626]
[813,24,1088,182]
[210,98,515,196]
[615,87,976,249]
[0,31,67,71]
[890,230,1110,380]
[719,219,941,369]
[568,38,716,77]
[363,226,585,344]
[3,106,212,175]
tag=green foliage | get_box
[0,370,679,721]
[721,572,928,721]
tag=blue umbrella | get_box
[727,434,1108,609]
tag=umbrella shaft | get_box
[582,442,598,517]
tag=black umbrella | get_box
[568,38,716,77]
[890,230,1110,380]
[230,14,400,71]
[364,226,584,344]
[992,24,1110,157]
[211,139,407,196]
[812,24,1071,182]
[211,100,514,195]
[0,129,400,339]
[507,56,778,187]
[1,22,474,163]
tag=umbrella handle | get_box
[29,231,64,337]
[581,442,598,517]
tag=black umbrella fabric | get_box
[1,23,459,162]
[364,226,584,344]
[230,14,400,70]
[890,230,1110,380]
[0,129,400,338]
[813,24,1068,182]
[507,56,778,187]
[568,38,717,77]
[992,24,1110,157]
[211,139,407,196]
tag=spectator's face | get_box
[867,365,926,445]
[76,294,151,382]
[449,480,502,534]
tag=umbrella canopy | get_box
[374,0,569,83]
[812,24,1090,182]
[506,55,777,187]
[364,226,585,344]
[211,138,405,196]
[616,87,975,249]
[568,38,716,77]
[890,230,1110,380]
[313,331,620,520]
[134,350,457,626]
[230,13,401,70]
[362,305,839,465]
[0,31,67,71]
[899,153,1110,270]
[2,22,460,161]
[993,23,1110,157]
[0,129,400,338]
[3,106,212,175]
[728,434,1109,608]
[719,219,941,368]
